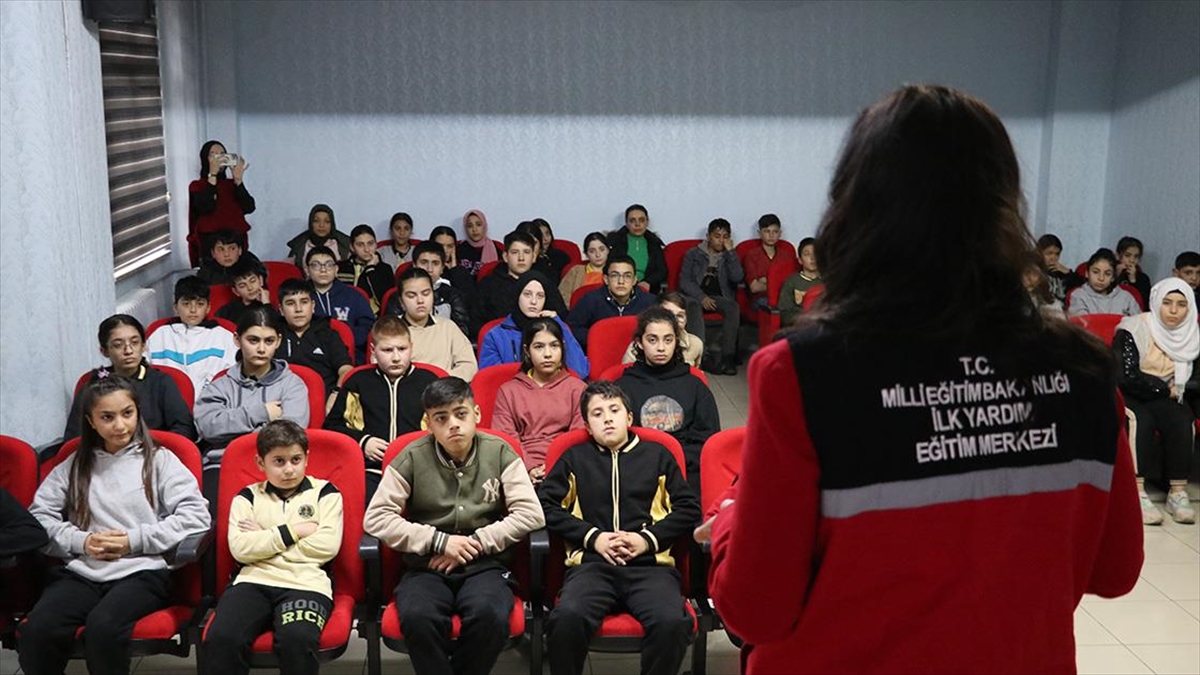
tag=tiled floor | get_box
[2,366,1197,674]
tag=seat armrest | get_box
[528,528,549,612]
[168,528,214,565]
[360,534,381,606]
[359,533,381,560]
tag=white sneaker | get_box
[1140,490,1164,526]
[1165,490,1196,525]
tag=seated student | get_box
[215,257,270,326]
[515,220,560,281]
[337,224,394,314]
[606,203,668,294]
[64,314,196,443]
[472,230,540,337]
[427,224,476,294]
[492,318,588,482]
[778,236,822,328]
[394,267,478,381]
[1022,255,1065,319]
[622,291,704,368]
[325,316,439,502]
[479,271,589,377]
[377,212,416,268]
[1036,233,1085,303]
[616,307,720,488]
[385,241,471,338]
[679,218,745,375]
[22,376,210,675]
[277,279,352,407]
[0,487,48,557]
[540,380,700,675]
[287,204,352,267]
[200,420,343,675]
[533,218,573,280]
[363,377,545,675]
[146,275,237,402]
[1115,235,1152,310]
[567,254,657,349]
[1173,250,1200,306]
[558,231,608,306]
[195,307,311,463]
[742,213,785,310]
[1068,248,1142,317]
[304,246,375,362]
[457,209,505,280]
[196,229,264,286]
[1114,277,1199,525]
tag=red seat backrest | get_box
[765,259,801,306]
[287,364,329,428]
[700,427,745,516]
[0,435,39,506]
[1068,313,1125,346]
[328,318,357,366]
[471,363,522,428]
[569,283,604,309]
[585,316,639,380]
[391,262,413,285]
[476,317,506,357]
[206,285,238,318]
[664,240,702,291]
[551,239,582,263]
[477,260,501,282]
[262,261,304,305]
[217,430,365,603]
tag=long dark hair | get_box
[632,306,683,365]
[519,317,565,372]
[811,85,1033,339]
[199,140,227,180]
[71,376,157,529]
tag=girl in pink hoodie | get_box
[491,317,587,483]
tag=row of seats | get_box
[0,425,747,675]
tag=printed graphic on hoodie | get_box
[640,395,684,433]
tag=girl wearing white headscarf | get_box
[1114,277,1199,525]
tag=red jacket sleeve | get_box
[708,339,819,644]
[1085,389,1144,597]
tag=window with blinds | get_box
[99,19,171,279]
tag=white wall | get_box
[204,0,1059,251]
[1103,0,1200,280]
[0,0,114,444]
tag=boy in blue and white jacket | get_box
[147,275,237,402]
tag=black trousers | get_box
[18,567,171,675]
[201,582,332,675]
[1128,397,1196,480]
[394,567,514,675]
[546,563,691,675]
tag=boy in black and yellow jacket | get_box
[325,316,438,502]
[201,420,344,675]
[539,381,700,675]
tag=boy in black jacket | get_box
[539,381,700,675]
[337,224,394,315]
[278,279,352,406]
[325,316,438,502]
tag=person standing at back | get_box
[703,85,1143,674]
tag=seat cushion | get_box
[129,605,193,641]
[381,595,525,640]
[595,601,697,638]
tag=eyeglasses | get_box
[607,272,635,281]
[106,338,143,353]
[307,261,338,271]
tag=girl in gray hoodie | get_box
[21,376,210,675]
[195,307,311,460]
